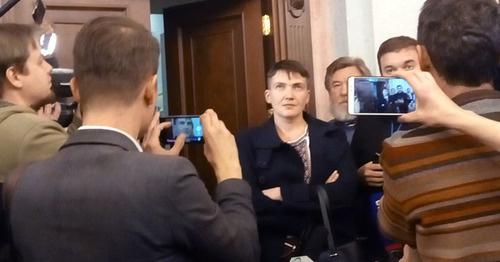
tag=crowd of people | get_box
[0,0,499,261]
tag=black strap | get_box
[317,185,338,260]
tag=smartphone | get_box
[372,152,381,164]
[160,115,203,144]
[348,76,416,115]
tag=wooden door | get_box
[164,0,267,194]
[0,0,150,68]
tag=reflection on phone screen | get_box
[168,116,203,143]
[353,77,416,114]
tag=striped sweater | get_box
[378,89,500,262]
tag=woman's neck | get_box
[274,115,308,142]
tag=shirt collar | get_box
[78,126,143,152]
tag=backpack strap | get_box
[317,185,338,260]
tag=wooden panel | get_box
[1,0,149,26]
[182,17,246,133]
[0,0,150,68]
[166,0,267,128]
[47,5,127,68]
[165,0,267,194]
[52,24,82,69]
[268,0,316,115]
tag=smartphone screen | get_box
[348,77,416,115]
[160,115,203,144]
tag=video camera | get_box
[51,68,76,127]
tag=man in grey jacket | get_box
[5,17,259,262]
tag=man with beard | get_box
[0,24,66,180]
[324,57,371,143]
[0,23,67,255]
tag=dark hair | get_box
[324,57,371,91]
[377,36,418,73]
[267,60,309,87]
[173,118,193,125]
[73,16,159,108]
[418,0,500,87]
[0,24,37,97]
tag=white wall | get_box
[150,14,167,113]
[311,0,425,121]
[345,0,377,74]
[371,0,425,74]
[310,0,344,121]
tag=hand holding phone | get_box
[348,76,416,115]
[142,111,185,156]
[200,109,242,182]
[357,152,384,187]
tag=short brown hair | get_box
[0,24,37,97]
[377,36,417,73]
[73,16,159,108]
[418,0,500,87]
[267,60,309,88]
[324,57,371,91]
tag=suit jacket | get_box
[236,113,358,261]
[8,129,259,262]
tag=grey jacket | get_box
[9,129,259,262]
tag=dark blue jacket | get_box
[236,113,358,261]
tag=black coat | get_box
[236,113,358,262]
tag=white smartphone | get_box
[348,76,417,115]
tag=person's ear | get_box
[150,74,158,90]
[143,75,158,106]
[5,66,22,89]
[70,77,80,103]
[417,45,432,72]
[264,89,271,104]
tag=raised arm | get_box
[397,71,500,152]
[168,109,259,262]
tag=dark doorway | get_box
[164,0,268,194]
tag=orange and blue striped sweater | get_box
[378,89,500,262]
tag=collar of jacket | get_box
[0,99,37,122]
[61,129,141,152]
[0,100,14,108]
[253,112,340,149]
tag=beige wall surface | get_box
[310,0,424,121]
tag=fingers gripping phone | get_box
[348,77,416,115]
[160,115,203,144]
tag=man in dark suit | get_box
[5,16,259,262]
[351,36,420,262]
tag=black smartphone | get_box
[348,76,417,115]
[372,152,381,164]
[160,115,203,144]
